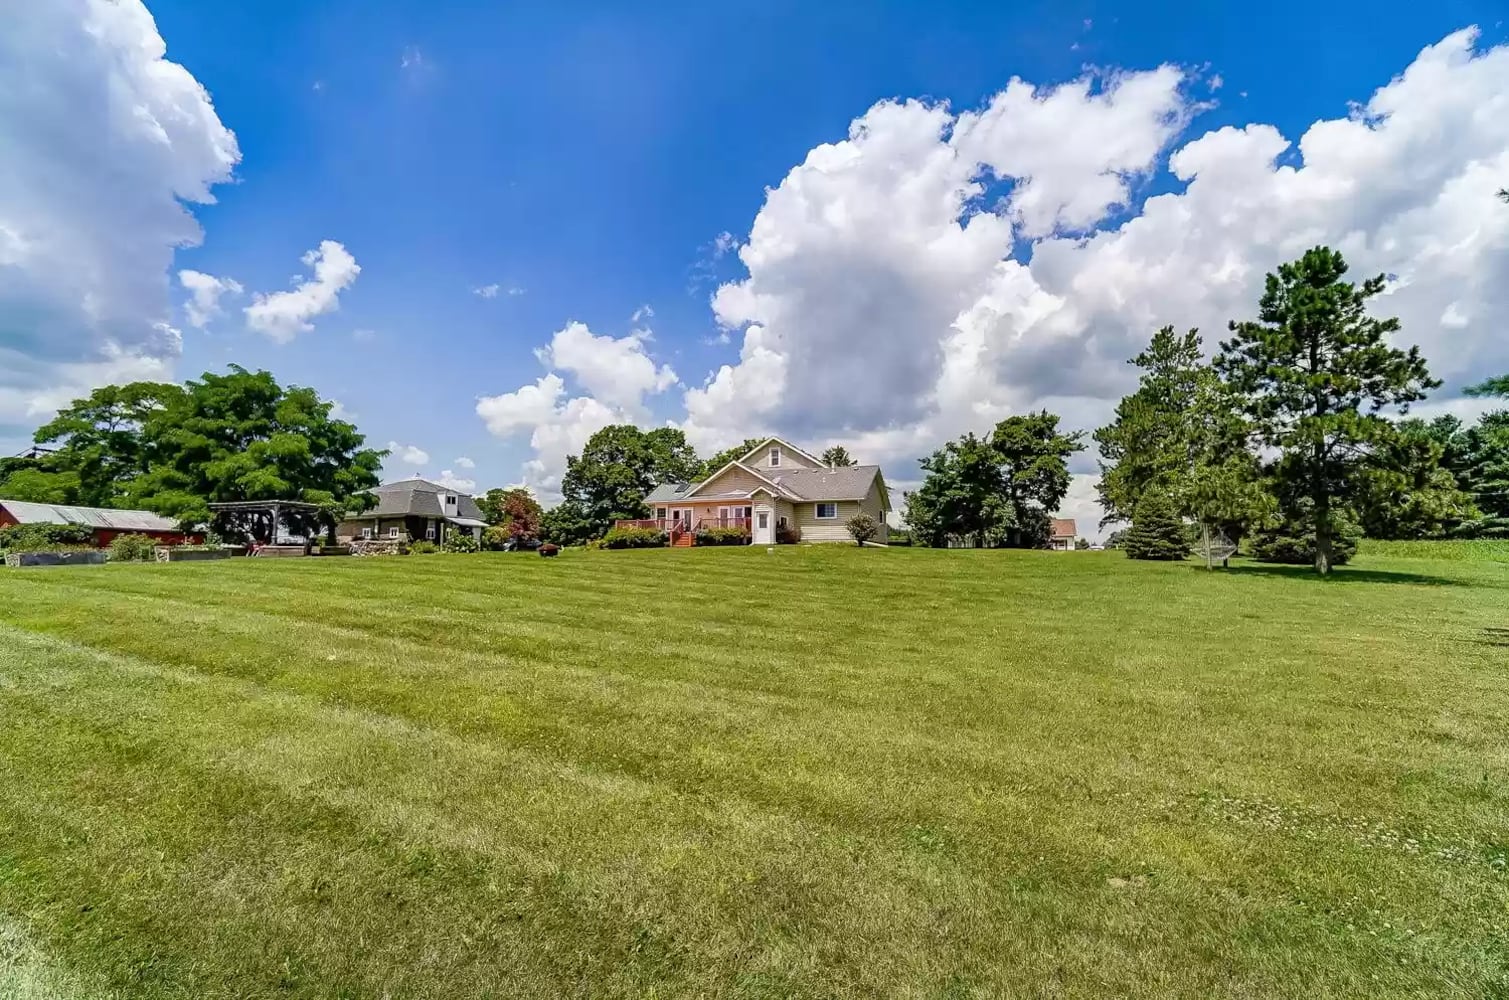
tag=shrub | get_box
[108,534,159,562]
[482,525,509,551]
[1251,516,1359,567]
[602,525,667,549]
[775,524,801,545]
[1124,492,1190,561]
[443,532,480,554]
[539,543,560,557]
[694,526,748,546]
[409,540,441,554]
[846,513,878,546]
[0,523,93,553]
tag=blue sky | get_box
[3,1,1508,533]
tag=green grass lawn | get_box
[1,545,1506,999]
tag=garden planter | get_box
[155,547,233,563]
[5,551,108,568]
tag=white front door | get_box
[753,507,774,544]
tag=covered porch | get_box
[618,491,792,546]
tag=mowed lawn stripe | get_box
[1,548,1507,997]
[0,624,1486,998]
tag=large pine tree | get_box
[1215,247,1437,574]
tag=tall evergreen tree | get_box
[1215,247,1438,574]
[1454,375,1509,536]
[1095,326,1261,540]
[1355,418,1478,538]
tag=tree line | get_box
[904,245,1507,574]
[0,367,384,536]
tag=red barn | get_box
[0,500,201,547]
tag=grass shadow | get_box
[1217,562,1470,587]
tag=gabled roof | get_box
[1051,518,1077,539]
[736,436,828,468]
[683,459,797,501]
[0,499,179,533]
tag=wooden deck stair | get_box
[671,529,695,547]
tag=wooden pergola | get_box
[207,500,331,546]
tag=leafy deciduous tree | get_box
[697,438,764,479]
[822,446,856,467]
[904,433,1009,548]
[29,382,183,507]
[991,411,1084,548]
[132,367,384,532]
[559,425,701,540]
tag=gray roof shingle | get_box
[349,479,485,520]
[769,465,882,501]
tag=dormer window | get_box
[769,446,780,467]
[446,495,458,506]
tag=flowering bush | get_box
[846,513,878,546]
[695,526,748,546]
[108,534,159,562]
[442,531,480,553]
[603,526,667,549]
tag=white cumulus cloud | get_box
[435,470,477,492]
[533,321,678,414]
[674,25,1509,534]
[386,441,430,466]
[473,283,500,299]
[0,0,238,433]
[477,321,683,497]
[178,269,243,328]
[454,456,476,469]
[244,240,360,342]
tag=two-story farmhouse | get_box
[622,437,890,546]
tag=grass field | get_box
[1,545,1507,999]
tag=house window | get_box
[425,525,436,540]
[656,507,667,519]
[769,446,780,467]
[361,527,372,539]
[388,527,400,539]
[815,502,838,519]
[446,495,458,506]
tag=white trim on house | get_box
[815,502,839,519]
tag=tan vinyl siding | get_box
[759,444,823,472]
[689,463,774,499]
[791,478,889,543]
[861,477,889,542]
[794,500,862,542]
